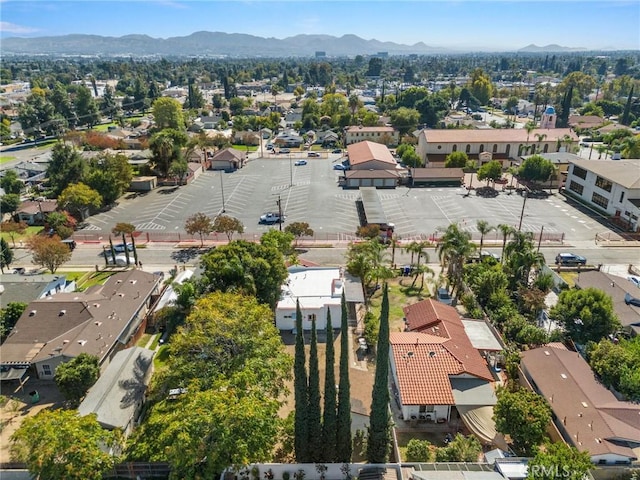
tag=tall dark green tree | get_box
[367,283,391,463]
[336,291,352,462]
[294,300,309,462]
[307,317,323,461]
[621,86,634,126]
[321,308,337,461]
[0,237,14,274]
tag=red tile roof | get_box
[422,128,577,144]
[347,141,396,166]
[391,299,494,405]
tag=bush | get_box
[405,438,434,462]
[363,311,379,348]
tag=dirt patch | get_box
[0,379,65,463]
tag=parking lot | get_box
[80,156,601,243]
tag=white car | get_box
[106,254,129,266]
[628,276,640,288]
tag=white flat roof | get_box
[462,319,503,351]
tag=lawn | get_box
[369,277,431,332]
[94,122,117,132]
[154,345,170,369]
[0,226,44,246]
[0,156,16,165]
[396,430,448,461]
[231,144,258,152]
[558,271,578,288]
[77,271,117,290]
[137,333,152,348]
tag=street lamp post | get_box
[518,191,528,231]
[289,153,293,187]
[220,171,226,213]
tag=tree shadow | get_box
[118,352,152,409]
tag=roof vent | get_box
[118,293,125,297]
[429,351,436,357]
[93,303,100,308]
[78,340,87,346]
[560,373,567,379]
[94,321,102,327]
[29,310,37,316]
[63,340,69,344]
[129,280,137,285]
[581,402,588,408]
[59,310,66,316]
[544,350,550,356]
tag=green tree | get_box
[285,221,314,248]
[476,220,493,253]
[213,214,244,242]
[101,84,118,119]
[260,229,295,257]
[152,96,185,130]
[389,107,420,135]
[587,337,640,401]
[85,152,134,205]
[405,439,434,462]
[497,224,515,262]
[169,158,189,184]
[441,434,483,462]
[54,353,100,406]
[294,300,309,462]
[0,301,27,338]
[18,87,62,138]
[527,442,592,480]
[0,193,21,216]
[27,235,72,273]
[494,387,552,456]
[74,84,100,128]
[336,291,352,462]
[10,409,119,480]
[199,240,287,308]
[58,182,102,220]
[469,68,493,105]
[149,129,187,178]
[444,151,469,168]
[46,143,87,196]
[477,160,503,185]
[0,170,23,194]
[112,222,136,236]
[518,155,554,183]
[307,317,323,462]
[321,308,337,462]
[550,287,620,344]
[184,212,214,247]
[0,237,14,274]
[367,283,391,463]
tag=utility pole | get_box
[276,194,283,231]
[518,191,528,232]
[220,171,226,213]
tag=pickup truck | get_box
[259,212,285,224]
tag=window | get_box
[592,192,609,209]
[543,144,549,153]
[568,181,584,195]
[595,176,613,192]
[308,314,316,321]
[572,165,588,179]
[479,144,485,153]
[493,144,498,153]
[419,405,427,413]
[42,364,52,376]
[452,144,457,152]
[506,144,511,156]
[426,405,435,412]
[620,192,625,203]
[466,144,471,153]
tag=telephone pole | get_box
[276,194,283,231]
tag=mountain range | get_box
[0,32,589,57]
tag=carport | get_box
[0,364,31,393]
[343,170,399,188]
[410,168,464,187]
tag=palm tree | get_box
[497,224,515,262]
[436,223,475,295]
[412,262,435,291]
[504,231,545,288]
[525,121,536,151]
[534,133,547,154]
[149,132,175,178]
[476,220,493,253]
[621,135,640,159]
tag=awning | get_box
[457,405,508,450]
[451,378,497,406]
[0,366,29,382]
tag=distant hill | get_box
[0,31,452,57]
[519,44,587,53]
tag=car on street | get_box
[332,149,342,154]
[628,276,640,288]
[106,254,129,266]
[436,287,453,305]
[279,148,291,154]
[333,163,347,170]
[555,252,587,265]
[114,242,134,252]
[307,152,320,157]
[294,160,307,166]
[624,292,640,307]
[259,212,285,224]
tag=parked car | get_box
[266,143,275,150]
[555,253,587,265]
[106,254,129,266]
[259,212,285,224]
[307,152,320,157]
[333,164,347,170]
[358,337,368,352]
[527,189,549,199]
[628,276,640,288]
[436,287,453,305]
[114,242,134,252]
[294,160,307,166]
[624,292,640,307]
[332,148,342,154]
[279,148,291,154]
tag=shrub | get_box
[405,438,434,462]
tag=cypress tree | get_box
[307,317,323,461]
[321,308,337,462]
[293,300,309,462]
[367,283,391,463]
[621,86,634,126]
[336,291,353,462]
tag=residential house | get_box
[0,270,163,379]
[315,130,340,147]
[275,267,345,331]
[416,129,577,167]
[210,147,247,171]
[0,273,74,309]
[284,109,303,129]
[274,131,303,148]
[390,299,503,446]
[568,115,606,131]
[196,115,224,130]
[520,345,640,464]
[11,161,47,184]
[345,126,399,146]
[78,347,154,436]
[232,130,260,146]
[574,271,640,337]
[16,199,57,226]
[564,159,640,231]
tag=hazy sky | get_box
[1,0,639,51]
